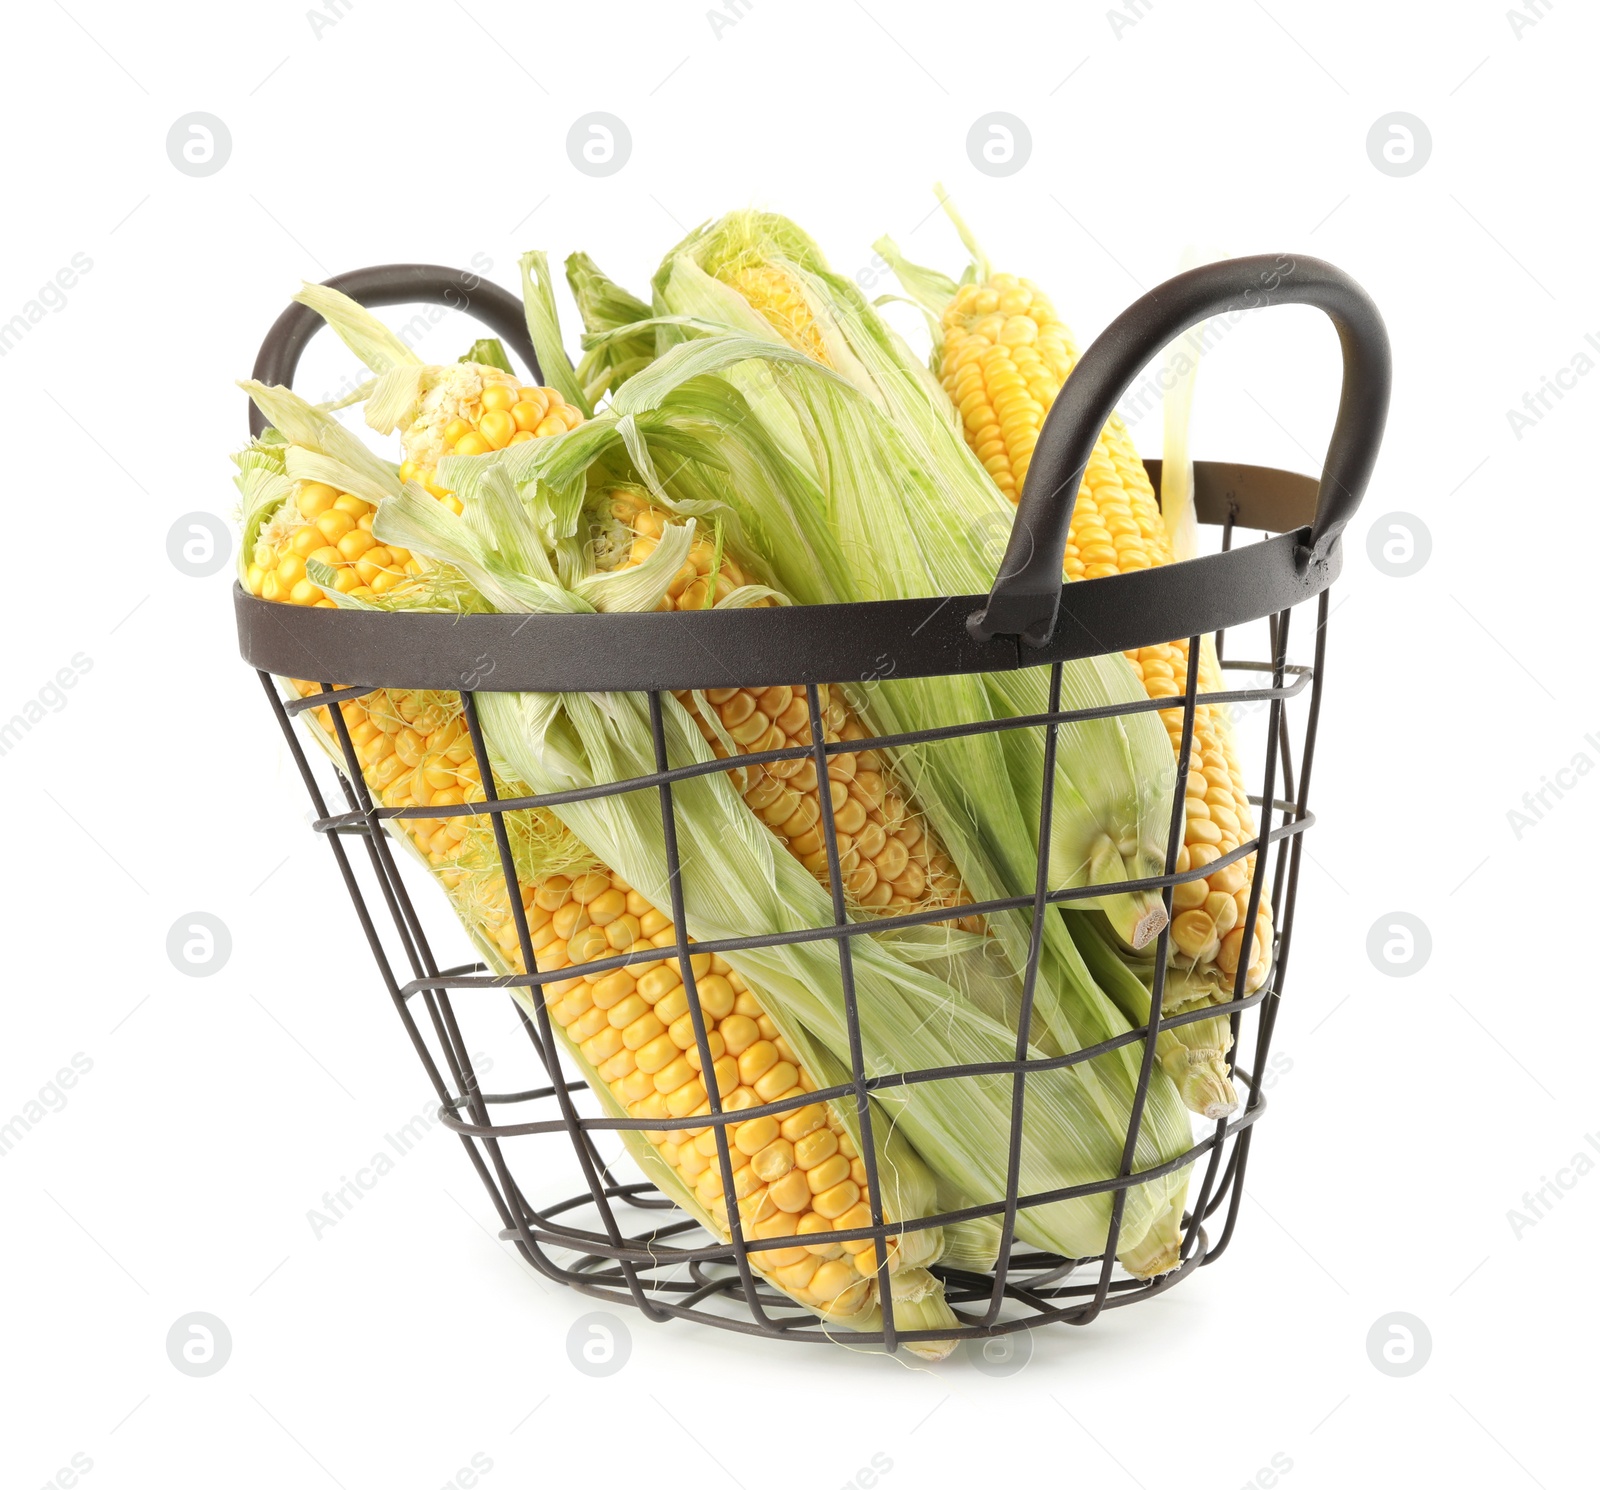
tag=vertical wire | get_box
[804,683,895,1354]
[1275,666,1298,807]
[1200,593,1333,1243]
[981,660,1063,1329]
[645,691,775,1330]
[365,756,488,1122]
[1269,590,1329,1013]
[1081,628,1200,1321]
[1204,603,1292,1261]
[1184,605,1291,1255]
[1177,629,1245,1256]
[1233,610,1290,1072]
[1267,611,1297,930]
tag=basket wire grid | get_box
[238,254,1388,1351]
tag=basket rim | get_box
[235,458,1335,693]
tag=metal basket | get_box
[235,255,1388,1352]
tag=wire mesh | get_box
[254,560,1326,1351]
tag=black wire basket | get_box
[235,255,1388,1353]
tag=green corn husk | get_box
[1067,912,1239,1121]
[645,212,1178,950]
[459,336,515,375]
[875,203,1263,1115]
[565,251,657,404]
[520,251,594,420]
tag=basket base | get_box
[490,1181,1210,1350]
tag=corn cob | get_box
[239,380,955,1346]
[913,254,1272,996]
[242,369,582,607]
[281,671,930,1322]
[297,680,926,1319]
[600,492,978,926]
[725,263,832,363]
[245,479,415,607]
[654,213,1178,950]
[495,466,1190,1274]
[395,369,583,498]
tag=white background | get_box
[2,1,1592,1487]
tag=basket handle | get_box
[247,263,543,438]
[969,253,1390,646]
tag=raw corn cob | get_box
[288,674,945,1329]
[646,212,1179,947]
[237,380,958,1350]
[395,370,583,497]
[317,688,939,1320]
[242,364,582,606]
[470,447,1193,1276]
[603,490,978,926]
[245,477,418,606]
[879,211,1273,998]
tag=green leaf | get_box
[240,380,405,509]
[871,234,958,320]
[293,282,422,374]
[459,336,513,374]
[364,365,425,435]
[566,251,656,400]
[518,250,592,419]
